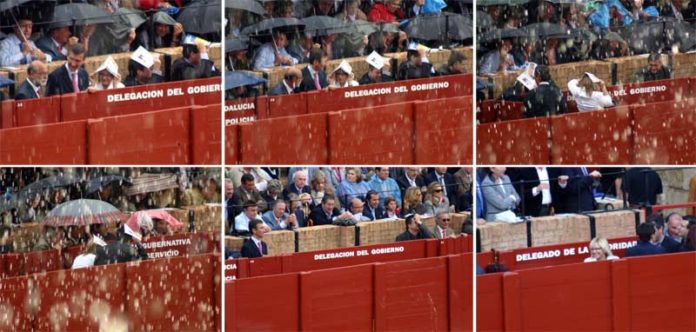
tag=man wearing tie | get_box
[241,219,268,258]
[397,167,425,199]
[432,212,456,239]
[261,200,298,230]
[0,17,48,67]
[363,191,386,221]
[554,167,601,213]
[45,44,89,96]
[299,47,328,92]
[15,61,48,100]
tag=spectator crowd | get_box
[224,167,473,258]
[226,0,472,99]
[0,0,221,101]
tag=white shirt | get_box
[234,212,261,232]
[567,79,614,112]
[584,255,619,262]
[72,253,96,269]
[532,167,552,205]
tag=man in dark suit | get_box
[524,65,567,118]
[282,170,311,201]
[425,168,457,207]
[652,216,681,253]
[552,167,599,214]
[622,167,663,207]
[35,26,73,61]
[268,67,301,96]
[171,42,218,81]
[625,222,665,257]
[308,195,350,226]
[240,219,268,258]
[363,190,385,221]
[45,44,89,96]
[230,174,268,217]
[395,214,434,241]
[15,60,47,100]
[123,46,165,87]
[287,33,313,64]
[397,45,434,81]
[359,51,394,85]
[397,167,426,199]
[298,47,328,92]
[509,167,557,217]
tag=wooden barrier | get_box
[607,53,670,85]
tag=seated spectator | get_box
[426,167,457,207]
[336,0,367,22]
[151,218,172,236]
[630,0,659,21]
[481,167,520,222]
[89,56,125,90]
[230,174,268,217]
[287,33,314,64]
[368,0,405,23]
[136,12,184,50]
[652,216,681,253]
[665,212,687,243]
[328,60,359,88]
[0,224,13,253]
[395,214,434,241]
[282,170,311,201]
[634,52,671,83]
[432,212,456,239]
[33,226,64,252]
[123,46,165,86]
[171,39,218,81]
[36,26,75,62]
[299,47,329,91]
[363,190,386,221]
[567,72,614,112]
[360,51,393,85]
[287,193,309,227]
[384,197,400,219]
[423,182,451,217]
[310,171,337,207]
[308,195,351,226]
[348,198,371,222]
[261,179,283,209]
[589,32,628,60]
[94,226,147,265]
[438,51,466,76]
[46,44,89,96]
[269,66,302,95]
[262,199,298,230]
[369,167,402,207]
[402,186,426,216]
[681,224,696,252]
[15,60,48,100]
[240,219,268,258]
[0,16,48,66]
[583,237,619,262]
[479,39,518,75]
[625,222,665,257]
[397,43,434,80]
[71,239,98,269]
[397,167,426,198]
[253,31,298,70]
[337,167,371,208]
[233,200,262,236]
[524,65,567,117]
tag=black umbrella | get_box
[85,175,132,195]
[0,0,56,30]
[50,3,114,28]
[225,71,267,90]
[19,175,81,201]
[478,0,532,6]
[301,16,349,36]
[476,11,494,33]
[0,0,55,12]
[241,17,305,37]
[522,22,571,41]
[226,37,249,53]
[112,7,147,29]
[225,0,266,16]
[404,12,473,41]
[618,19,666,54]
[479,28,527,44]
[176,0,222,36]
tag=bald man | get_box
[269,67,302,95]
[15,60,48,99]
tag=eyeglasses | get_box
[440,219,450,221]
[434,189,443,192]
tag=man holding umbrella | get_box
[36,26,78,62]
[171,36,218,81]
[253,31,298,70]
[0,15,48,67]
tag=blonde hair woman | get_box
[584,237,619,262]
[402,187,426,216]
[567,72,613,112]
[423,182,451,217]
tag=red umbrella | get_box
[126,209,184,230]
[44,199,124,227]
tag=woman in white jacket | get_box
[90,56,125,91]
[567,72,614,112]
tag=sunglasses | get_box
[440,219,450,221]
[434,189,443,192]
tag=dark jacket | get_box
[524,82,567,118]
[552,167,596,214]
[308,206,341,226]
[171,58,217,81]
[35,36,67,61]
[94,241,147,265]
[123,73,165,87]
[240,238,267,258]
[45,65,89,96]
[397,60,433,80]
[358,72,393,85]
[634,66,671,83]
[299,66,328,92]
[625,240,666,257]
[395,224,434,241]
[15,80,40,100]
[363,205,386,221]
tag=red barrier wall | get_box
[0,275,32,331]
[631,100,696,164]
[34,263,127,331]
[61,77,220,122]
[3,253,22,277]
[226,273,300,332]
[414,96,473,164]
[224,95,265,123]
[224,124,238,164]
[87,107,191,164]
[267,92,308,118]
[0,99,12,128]
[550,106,634,164]
[14,95,62,127]
[476,100,526,124]
[299,264,375,331]
[328,102,415,164]
[126,254,216,331]
[22,249,61,275]
[0,120,88,164]
[449,253,473,331]
[477,117,550,164]
[238,112,328,164]
[190,104,221,164]
[611,77,690,106]
[307,74,472,113]
[374,256,450,331]
[477,273,505,332]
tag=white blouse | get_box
[567,79,614,112]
